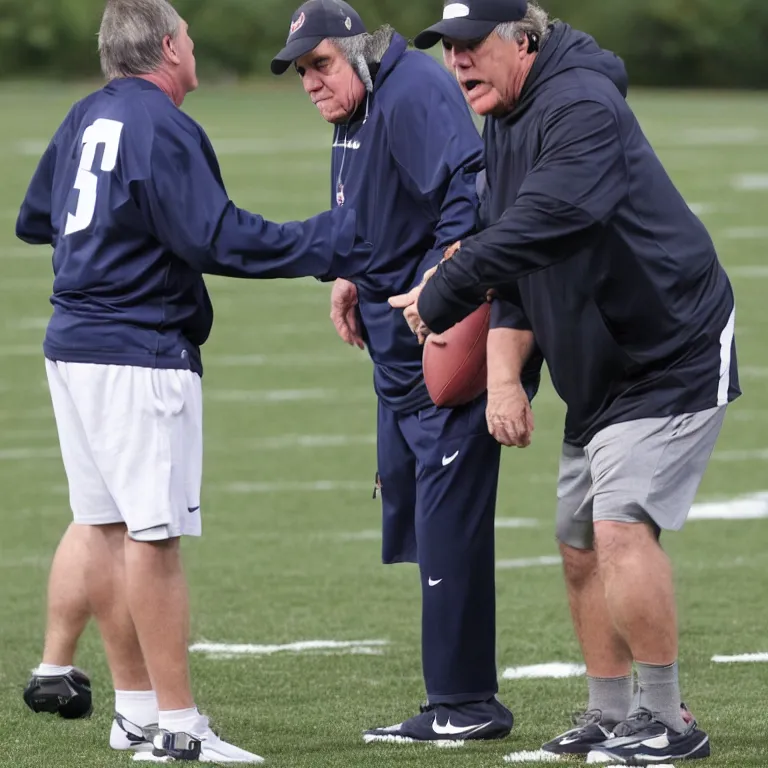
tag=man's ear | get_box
[163,34,180,65]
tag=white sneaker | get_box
[111,713,159,753]
[132,714,264,763]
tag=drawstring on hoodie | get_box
[334,93,370,207]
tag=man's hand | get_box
[485,326,536,446]
[388,264,440,344]
[330,278,364,349]
[486,382,534,447]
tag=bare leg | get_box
[124,537,193,711]
[594,522,677,664]
[560,542,633,726]
[594,521,686,730]
[41,524,92,666]
[561,542,633,676]
[86,524,152,691]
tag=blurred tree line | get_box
[0,0,766,87]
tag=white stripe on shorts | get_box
[717,307,736,406]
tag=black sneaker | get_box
[363,697,513,745]
[588,707,710,764]
[541,708,614,755]
[23,667,93,719]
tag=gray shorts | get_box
[556,406,727,550]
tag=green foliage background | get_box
[0,0,766,86]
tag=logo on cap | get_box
[289,11,306,35]
[443,2,470,19]
[344,16,352,30]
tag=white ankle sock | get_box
[158,707,203,735]
[115,690,159,727]
[35,663,74,676]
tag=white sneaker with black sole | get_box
[132,713,264,763]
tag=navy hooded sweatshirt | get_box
[419,23,740,446]
[330,32,538,414]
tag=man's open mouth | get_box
[464,80,482,91]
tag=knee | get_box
[559,541,597,590]
[594,520,657,569]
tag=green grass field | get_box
[0,81,767,767]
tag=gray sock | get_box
[586,674,633,727]
[634,661,688,732]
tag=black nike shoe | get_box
[23,667,93,719]
[588,707,710,764]
[363,697,513,745]
[541,708,614,755]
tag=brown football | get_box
[422,303,490,408]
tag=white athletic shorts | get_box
[45,360,202,541]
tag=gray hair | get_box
[495,2,550,47]
[329,25,396,92]
[99,0,181,80]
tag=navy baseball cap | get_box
[414,0,527,49]
[271,0,367,75]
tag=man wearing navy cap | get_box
[272,0,543,746]
[390,0,740,763]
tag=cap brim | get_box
[413,18,497,49]
[270,35,326,75]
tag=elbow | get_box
[15,213,53,246]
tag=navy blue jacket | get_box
[331,34,532,413]
[16,78,371,376]
[419,23,740,445]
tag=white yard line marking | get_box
[503,750,570,763]
[712,449,768,461]
[0,345,43,357]
[502,662,586,680]
[207,388,373,404]
[687,202,714,215]
[680,127,764,145]
[332,530,381,542]
[732,173,768,191]
[0,448,59,460]
[1,246,50,258]
[8,317,49,330]
[495,518,540,529]
[728,266,768,278]
[0,278,51,292]
[363,734,465,748]
[222,481,372,494]
[241,434,376,450]
[722,227,768,239]
[731,410,768,423]
[0,555,52,569]
[190,639,388,658]
[209,137,329,155]
[207,353,367,367]
[712,652,768,663]
[740,366,768,378]
[688,493,768,520]
[497,556,561,569]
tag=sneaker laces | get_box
[571,708,603,728]
[613,708,655,738]
[418,702,437,715]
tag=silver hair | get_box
[495,2,550,47]
[99,0,181,81]
[329,25,396,92]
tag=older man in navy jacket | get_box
[394,0,740,763]
[272,0,542,745]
